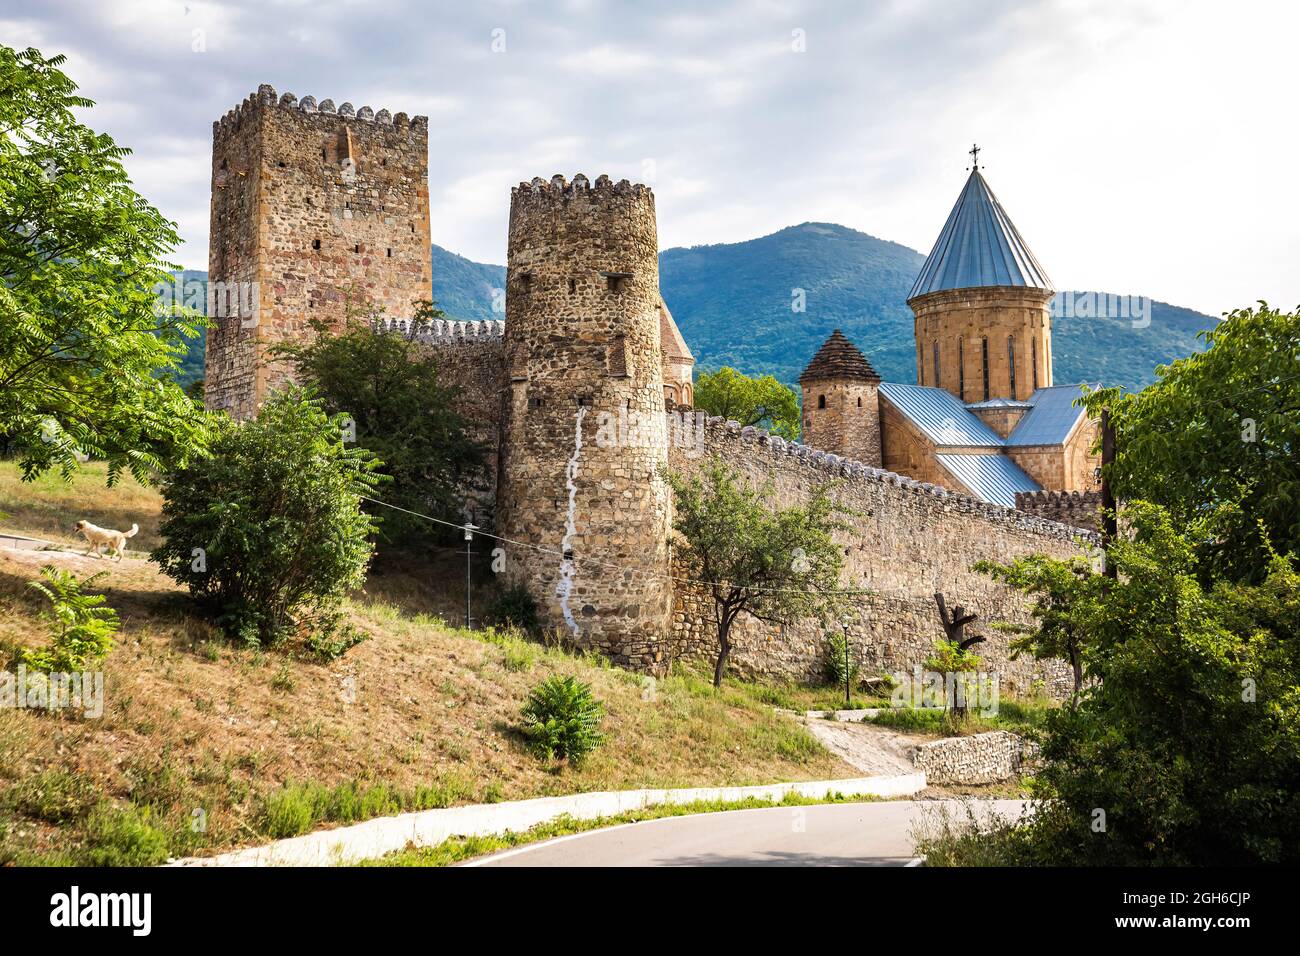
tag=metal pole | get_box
[464,522,478,628]
[843,622,851,707]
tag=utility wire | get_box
[358,495,877,599]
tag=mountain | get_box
[427,243,506,322]
[658,222,1217,392]
[174,227,1217,392]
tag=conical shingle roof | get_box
[909,169,1053,300]
[799,330,881,384]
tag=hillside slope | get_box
[660,222,1218,391]
[176,224,1218,392]
[0,463,848,864]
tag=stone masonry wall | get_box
[912,731,1039,785]
[800,380,882,467]
[207,85,431,420]
[1014,490,1103,533]
[911,286,1054,402]
[669,418,1098,694]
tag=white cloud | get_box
[4,0,1295,314]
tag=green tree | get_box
[1085,302,1300,582]
[274,300,483,549]
[974,555,1098,702]
[694,366,801,439]
[667,458,848,686]
[151,388,384,654]
[948,503,1300,865]
[0,45,209,483]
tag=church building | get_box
[800,159,1100,508]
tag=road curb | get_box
[170,772,927,867]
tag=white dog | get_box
[74,520,139,561]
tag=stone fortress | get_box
[207,87,1102,690]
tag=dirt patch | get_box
[800,718,932,776]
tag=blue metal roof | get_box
[936,454,1041,508]
[1005,384,1094,446]
[909,169,1053,300]
[879,383,1003,447]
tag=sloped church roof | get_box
[799,330,882,384]
[908,169,1053,300]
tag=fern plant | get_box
[24,566,119,672]
[520,675,605,764]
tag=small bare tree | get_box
[667,458,849,686]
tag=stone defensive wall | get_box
[372,317,506,529]
[668,415,1099,693]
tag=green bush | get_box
[520,675,605,764]
[956,503,1300,865]
[22,566,118,672]
[80,803,171,867]
[486,585,541,635]
[274,304,484,552]
[824,631,860,687]
[152,388,384,653]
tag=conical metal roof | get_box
[909,169,1053,300]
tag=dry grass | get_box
[0,477,854,861]
[0,460,164,552]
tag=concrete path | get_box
[466,799,1030,867]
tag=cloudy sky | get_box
[4,0,1296,316]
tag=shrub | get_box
[152,388,384,652]
[274,303,484,552]
[954,504,1300,865]
[80,803,171,867]
[486,585,541,635]
[824,631,860,687]
[520,675,605,764]
[22,566,118,672]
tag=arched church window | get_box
[818,394,826,409]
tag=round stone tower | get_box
[908,166,1054,403]
[497,173,673,673]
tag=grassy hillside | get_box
[0,462,849,864]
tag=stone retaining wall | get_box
[911,730,1039,784]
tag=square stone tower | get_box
[799,329,883,467]
[206,85,431,418]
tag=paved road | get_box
[465,799,1030,867]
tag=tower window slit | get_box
[1032,340,1039,390]
[958,338,965,400]
[981,337,990,401]
[933,341,941,388]
[1008,335,1017,397]
[818,394,826,409]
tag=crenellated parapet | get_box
[1013,489,1103,533]
[373,317,505,342]
[213,84,427,139]
[679,413,1099,545]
